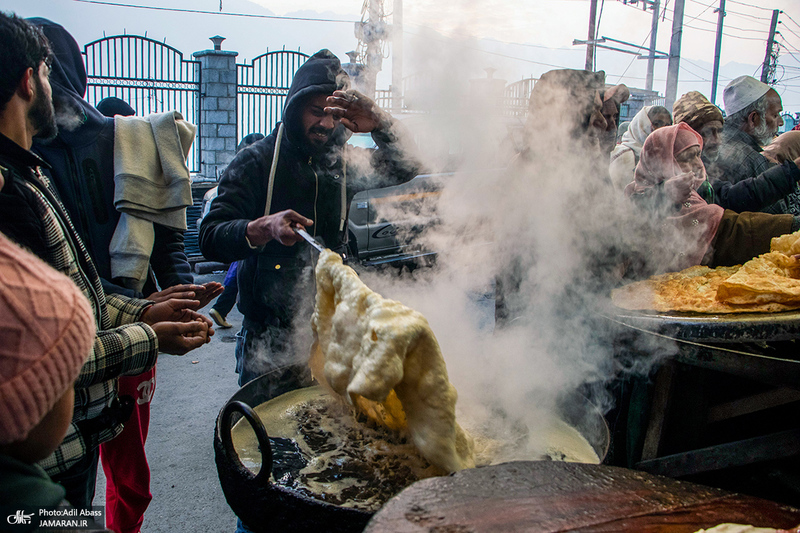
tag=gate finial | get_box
[210,36,225,51]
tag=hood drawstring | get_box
[264,122,348,241]
[340,158,347,232]
[264,122,285,217]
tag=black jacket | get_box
[28,18,192,298]
[709,160,800,213]
[199,50,420,327]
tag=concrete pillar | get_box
[193,37,238,180]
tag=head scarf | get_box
[618,105,655,157]
[626,123,724,268]
[762,131,800,164]
[603,84,630,109]
[673,91,724,134]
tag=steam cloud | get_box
[245,30,685,463]
[53,93,86,132]
[336,30,681,462]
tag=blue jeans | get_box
[235,518,255,533]
[213,262,239,317]
[50,445,100,509]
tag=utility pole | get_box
[391,0,403,112]
[665,0,685,110]
[585,0,598,71]
[354,0,386,99]
[761,9,780,85]
[645,0,660,92]
[710,0,726,105]
[365,0,383,99]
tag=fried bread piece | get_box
[611,265,742,313]
[310,250,475,473]
[716,252,800,307]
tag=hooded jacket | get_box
[29,18,192,298]
[199,50,420,328]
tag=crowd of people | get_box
[0,10,421,533]
[623,74,800,273]
[0,13,220,533]
[2,5,800,533]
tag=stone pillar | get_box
[193,37,238,180]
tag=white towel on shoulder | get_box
[109,111,196,292]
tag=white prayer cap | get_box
[723,75,771,116]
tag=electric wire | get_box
[781,25,800,43]
[784,13,800,32]
[70,0,359,23]
[67,0,800,95]
[725,0,776,12]
[611,0,670,83]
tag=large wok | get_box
[214,372,610,533]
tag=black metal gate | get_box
[82,35,201,172]
[236,50,308,142]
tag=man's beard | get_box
[754,118,777,148]
[30,77,57,141]
[703,149,719,162]
[305,126,334,151]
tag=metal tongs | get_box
[293,227,326,253]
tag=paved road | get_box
[95,270,244,533]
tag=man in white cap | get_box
[712,75,797,214]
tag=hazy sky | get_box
[6,0,800,110]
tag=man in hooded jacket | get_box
[0,12,214,513]
[199,49,421,392]
[28,18,222,302]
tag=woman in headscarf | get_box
[609,105,672,193]
[625,123,798,272]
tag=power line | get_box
[679,63,713,82]
[681,21,768,41]
[401,28,579,71]
[612,0,670,83]
[779,36,800,64]
[70,0,359,23]
[685,0,768,32]
[726,0,775,12]
[780,25,800,45]
[725,9,771,22]
[404,22,579,52]
[779,33,800,54]
[686,0,717,22]
[655,9,771,41]
[783,12,800,32]
[683,57,717,76]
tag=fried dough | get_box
[612,229,800,313]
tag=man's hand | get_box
[152,319,213,355]
[245,209,312,247]
[140,299,202,325]
[193,282,224,308]
[325,90,389,133]
[147,282,224,309]
[147,284,205,304]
